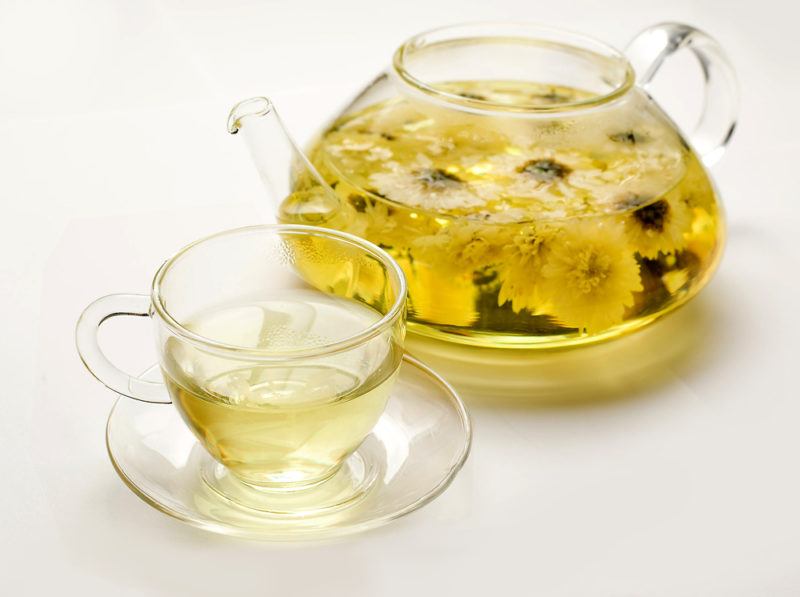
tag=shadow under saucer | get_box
[406,295,724,409]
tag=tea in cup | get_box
[77,225,406,492]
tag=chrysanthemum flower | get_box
[496,225,547,313]
[411,221,507,274]
[624,193,693,258]
[497,262,542,314]
[481,149,604,219]
[333,201,369,237]
[481,146,685,221]
[369,155,491,211]
[323,129,394,180]
[537,219,643,333]
[503,225,547,264]
[356,196,398,240]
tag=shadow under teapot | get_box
[406,294,723,408]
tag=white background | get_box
[2,0,799,595]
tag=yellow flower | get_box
[497,261,541,314]
[352,196,398,241]
[321,188,400,246]
[503,225,549,265]
[363,199,398,240]
[411,221,508,276]
[624,193,693,258]
[496,225,548,314]
[537,219,642,333]
[332,201,369,237]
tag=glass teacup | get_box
[77,225,406,493]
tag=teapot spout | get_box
[227,96,272,135]
[227,97,340,223]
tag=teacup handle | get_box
[626,22,739,166]
[75,294,171,404]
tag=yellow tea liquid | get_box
[282,81,723,347]
[160,290,399,487]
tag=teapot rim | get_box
[392,21,635,115]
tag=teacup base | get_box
[201,450,378,517]
[105,355,471,540]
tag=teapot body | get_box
[239,23,736,348]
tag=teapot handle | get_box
[625,22,738,166]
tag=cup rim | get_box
[150,224,407,361]
[392,21,635,114]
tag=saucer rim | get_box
[105,353,472,541]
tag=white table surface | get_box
[3,0,799,594]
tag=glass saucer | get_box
[105,355,471,541]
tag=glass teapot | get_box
[228,22,737,349]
